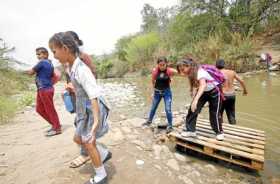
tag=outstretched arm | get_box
[26,68,36,75]
[234,73,248,95]
[170,68,178,76]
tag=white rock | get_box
[136,160,144,166]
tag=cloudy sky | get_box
[0,0,178,66]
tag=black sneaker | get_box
[142,121,152,126]
[166,126,173,134]
[84,176,107,184]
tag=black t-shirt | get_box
[154,69,170,90]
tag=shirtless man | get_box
[216,59,248,124]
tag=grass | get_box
[0,68,35,124]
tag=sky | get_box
[0,0,178,67]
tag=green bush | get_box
[0,68,34,124]
[96,59,114,78]
[179,33,258,72]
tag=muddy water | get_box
[99,72,280,183]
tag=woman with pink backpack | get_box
[176,57,225,141]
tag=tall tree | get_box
[141,4,159,33]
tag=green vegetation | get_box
[94,0,280,78]
[0,39,34,124]
[0,68,35,124]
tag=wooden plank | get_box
[196,123,265,141]
[198,118,265,134]
[195,127,265,146]
[175,141,263,170]
[195,125,265,145]
[251,161,264,170]
[169,132,264,162]
[204,146,214,154]
[196,135,264,155]
[197,120,265,137]
[197,131,265,150]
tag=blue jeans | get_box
[148,88,173,127]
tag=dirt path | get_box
[0,84,179,184]
[0,84,265,184]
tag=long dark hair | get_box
[177,56,200,89]
[49,32,79,56]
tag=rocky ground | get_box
[0,81,277,184]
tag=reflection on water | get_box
[99,72,280,181]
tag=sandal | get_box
[45,129,62,137]
[69,155,90,168]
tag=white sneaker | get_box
[216,133,224,141]
[181,131,197,137]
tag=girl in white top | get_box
[177,58,224,141]
[49,32,108,184]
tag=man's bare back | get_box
[220,69,248,95]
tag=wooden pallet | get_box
[169,118,265,170]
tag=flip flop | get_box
[69,156,90,168]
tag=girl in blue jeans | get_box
[143,57,177,133]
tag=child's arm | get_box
[26,62,41,75]
[77,64,102,143]
[191,79,206,112]
[170,68,178,76]
[26,68,36,75]
[90,98,100,139]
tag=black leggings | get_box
[220,95,236,124]
[185,89,223,134]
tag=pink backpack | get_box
[201,64,225,86]
[201,64,225,100]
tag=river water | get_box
[99,71,280,183]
